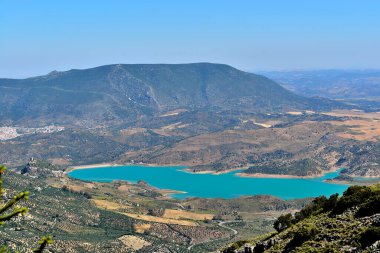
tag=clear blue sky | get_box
[1,0,380,78]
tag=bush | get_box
[294,223,317,240]
[285,223,317,250]
[294,194,338,222]
[359,226,380,248]
[294,204,317,221]
[212,214,224,221]
[223,240,249,253]
[274,213,294,232]
[82,191,92,199]
[147,208,164,217]
[356,194,380,217]
[333,185,375,214]
[61,185,92,199]
[323,193,339,211]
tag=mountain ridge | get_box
[0,63,346,127]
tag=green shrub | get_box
[294,194,338,222]
[222,240,249,253]
[285,223,317,250]
[359,226,380,248]
[323,193,339,211]
[333,185,374,214]
[356,194,380,217]
[274,213,294,232]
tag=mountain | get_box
[262,69,380,100]
[0,63,344,127]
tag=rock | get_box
[253,242,266,253]
[368,240,380,250]
[244,246,253,253]
[340,245,357,252]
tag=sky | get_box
[1,0,380,78]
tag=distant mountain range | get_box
[0,63,345,126]
[262,69,380,101]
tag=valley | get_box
[3,0,380,251]
[1,159,308,252]
[1,64,380,252]
[3,107,380,180]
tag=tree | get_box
[323,193,339,211]
[294,194,338,222]
[273,213,294,232]
[333,185,373,214]
[0,164,52,252]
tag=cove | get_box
[68,165,349,200]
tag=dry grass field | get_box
[162,209,214,221]
[324,109,380,119]
[118,235,151,250]
[325,110,380,141]
[66,183,95,192]
[152,122,189,136]
[330,119,380,141]
[159,109,188,117]
[91,199,131,210]
[134,223,152,233]
[120,212,199,226]
[120,127,147,136]
[48,158,71,165]
[286,111,303,115]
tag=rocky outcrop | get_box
[19,158,63,178]
[20,157,37,175]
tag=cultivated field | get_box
[325,110,380,141]
[162,209,214,221]
[120,212,199,226]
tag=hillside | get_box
[1,64,379,179]
[0,63,344,127]
[1,160,309,252]
[262,70,380,109]
[221,184,380,252]
[2,110,380,178]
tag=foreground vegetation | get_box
[222,184,380,252]
[0,165,52,252]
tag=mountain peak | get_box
[0,63,345,126]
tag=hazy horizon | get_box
[2,62,380,79]
[2,0,380,78]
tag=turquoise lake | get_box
[68,165,349,200]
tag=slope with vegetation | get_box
[0,159,313,252]
[222,184,380,252]
[3,63,380,179]
[0,164,52,252]
[0,63,345,127]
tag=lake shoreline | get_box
[67,163,343,179]
[66,162,185,174]
[235,166,342,179]
[66,163,123,174]
[67,164,349,200]
[182,167,242,175]
[66,163,188,198]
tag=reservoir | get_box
[68,165,349,200]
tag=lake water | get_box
[68,165,349,200]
